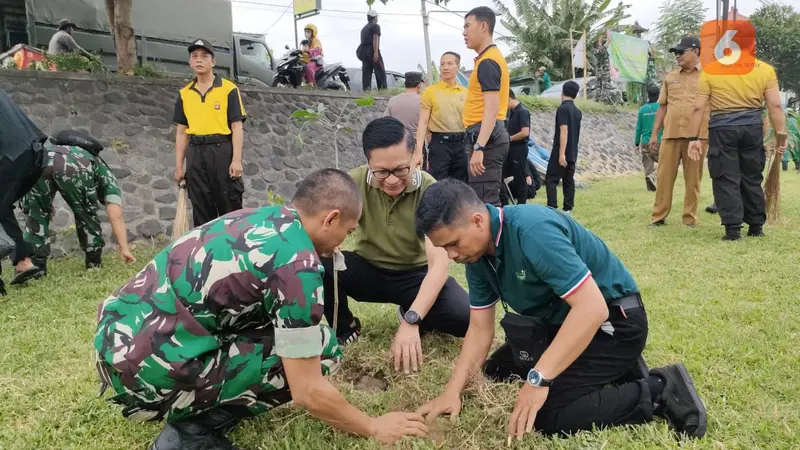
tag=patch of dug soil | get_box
[353,374,388,392]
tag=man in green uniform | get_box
[414,179,707,441]
[22,131,135,273]
[635,85,663,191]
[94,168,429,450]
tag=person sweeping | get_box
[687,25,787,240]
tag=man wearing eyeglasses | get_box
[320,117,470,375]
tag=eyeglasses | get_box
[370,165,411,180]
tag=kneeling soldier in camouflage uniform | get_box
[93,168,429,450]
[21,130,135,273]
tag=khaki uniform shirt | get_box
[658,66,709,140]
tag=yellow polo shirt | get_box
[172,76,247,136]
[421,81,467,133]
[463,44,510,128]
[697,58,779,113]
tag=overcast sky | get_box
[230,0,798,73]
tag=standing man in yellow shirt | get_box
[462,6,510,207]
[414,52,468,181]
[648,36,709,228]
[173,39,247,227]
[687,41,786,239]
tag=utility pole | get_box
[420,5,472,78]
[421,0,432,78]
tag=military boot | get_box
[32,245,50,276]
[150,408,244,450]
[85,249,103,270]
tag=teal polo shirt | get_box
[465,204,639,324]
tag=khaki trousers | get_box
[651,138,708,225]
[641,145,659,184]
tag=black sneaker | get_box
[650,364,707,439]
[150,409,242,450]
[646,177,657,191]
[336,317,362,346]
[747,225,764,237]
[705,204,718,214]
[649,219,666,227]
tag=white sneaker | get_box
[563,210,573,216]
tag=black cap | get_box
[188,39,214,56]
[669,35,700,53]
[404,71,424,86]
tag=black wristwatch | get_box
[473,142,486,152]
[404,310,422,325]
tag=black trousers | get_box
[501,143,530,205]
[425,133,468,182]
[321,251,470,337]
[361,54,387,91]
[467,128,510,207]
[483,304,653,436]
[707,125,766,227]
[545,156,576,211]
[0,142,45,275]
[185,138,244,227]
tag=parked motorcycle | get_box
[271,44,350,91]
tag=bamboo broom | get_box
[171,180,190,241]
[764,132,787,225]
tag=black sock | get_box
[646,375,666,404]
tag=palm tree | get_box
[493,0,631,79]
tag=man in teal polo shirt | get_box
[414,179,706,441]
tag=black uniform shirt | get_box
[0,89,46,161]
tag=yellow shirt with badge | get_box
[172,76,247,136]
[421,81,467,133]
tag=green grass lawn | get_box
[2,171,799,449]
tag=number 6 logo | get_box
[700,20,756,75]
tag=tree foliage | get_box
[750,0,800,95]
[493,0,631,80]
[651,0,706,51]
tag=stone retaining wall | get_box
[0,70,639,253]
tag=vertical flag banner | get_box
[607,31,649,83]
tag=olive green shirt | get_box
[349,165,435,270]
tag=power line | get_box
[261,4,291,34]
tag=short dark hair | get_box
[362,116,413,158]
[415,179,485,237]
[442,51,461,65]
[291,168,362,220]
[466,6,496,34]
[647,85,660,103]
[508,88,516,100]
[562,80,580,99]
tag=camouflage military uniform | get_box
[21,144,121,269]
[93,205,342,422]
[593,40,615,105]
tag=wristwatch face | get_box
[527,369,542,386]
[473,143,483,151]
[404,310,421,325]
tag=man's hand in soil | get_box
[507,384,549,441]
[416,390,462,424]
[391,321,423,374]
[371,412,429,444]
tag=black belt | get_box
[189,134,232,145]
[609,293,643,311]
[431,132,465,142]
